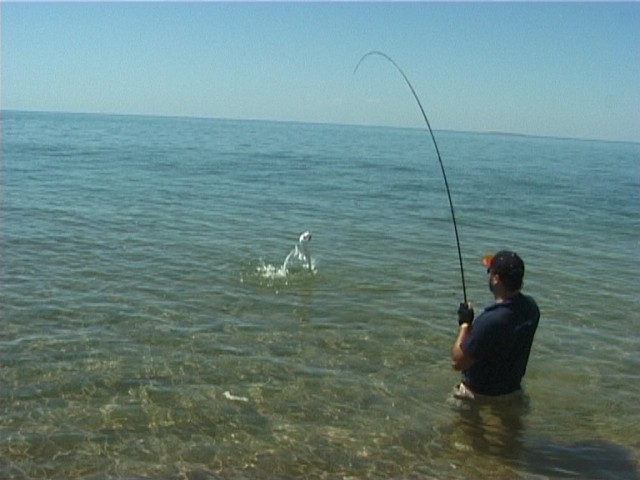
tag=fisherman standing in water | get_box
[450,250,540,403]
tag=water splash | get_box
[284,231,313,271]
[254,231,316,281]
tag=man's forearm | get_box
[451,323,473,371]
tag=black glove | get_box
[457,302,474,326]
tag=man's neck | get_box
[494,289,520,303]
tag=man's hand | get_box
[457,302,474,326]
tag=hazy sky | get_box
[2,2,639,142]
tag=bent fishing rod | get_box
[354,50,468,303]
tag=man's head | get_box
[486,250,525,292]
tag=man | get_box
[451,250,540,401]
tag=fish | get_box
[298,231,312,243]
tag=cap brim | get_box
[481,254,494,267]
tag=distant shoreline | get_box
[3,108,639,146]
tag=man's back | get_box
[461,293,540,396]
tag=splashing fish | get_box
[296,231,312,270]
[299,231,312,243]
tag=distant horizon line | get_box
[3,108,638,146]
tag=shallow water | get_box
[2,111,639,479]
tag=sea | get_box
[1,110,639,479]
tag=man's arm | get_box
[451,323,475,371]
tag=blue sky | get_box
[2,2,639,142]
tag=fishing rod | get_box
[354,50,468,303]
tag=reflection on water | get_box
[523,438,640,480]
[448,395,529,460]
[443,394,640,480]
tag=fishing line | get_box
[354,50,467,303]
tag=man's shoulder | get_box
[515,293,541,319]
[479,301,510,320]
[474,304,511,331]
[519,292,538,305]
[476,294,539,326]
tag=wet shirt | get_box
[461,293,540,396]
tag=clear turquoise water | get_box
[2,110,639,479]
